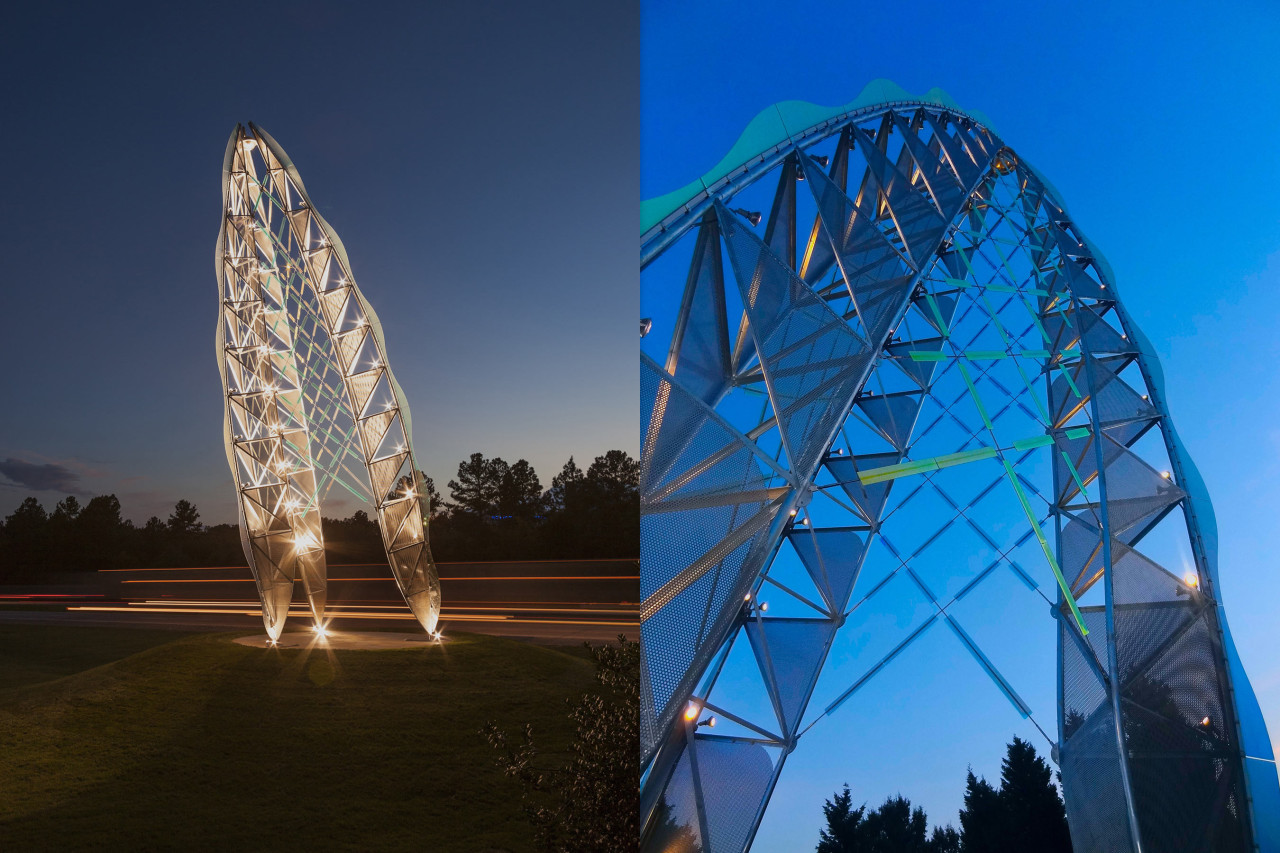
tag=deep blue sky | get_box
[643,0,1280,846]
[0,0,638,525]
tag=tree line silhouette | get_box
[0,449,638,580]
[646,736,1071,853]
[815,737,1071,853]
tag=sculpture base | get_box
[233,630,446,650]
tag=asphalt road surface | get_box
[0,559,639,645]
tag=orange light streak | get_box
[66,606,635,627]
[138,600,638,615]
[121,575,638,584]
[100,558,637,573]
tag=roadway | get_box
[0,559,639,645]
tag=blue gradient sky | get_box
[0,0,638,525]
[642,0,1280,846]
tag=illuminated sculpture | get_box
[215,123,441,641]
[639,81,1279,852]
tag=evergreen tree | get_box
[998,737,1070,853]
[7,497,48,529]
[817,787,958,853]
[929,826,961,853]
[584,450,639,503]
[79,494,128,570]
[52,495,82,520]
[498,459,543,520]
[863,795,930,852]
[958,738,1071,853]
[817,784,868,852]
[646,797,700,853]
[448,452,506,519]
[48,495,83,569]
[2,497,48,578]
[167,499,202,534]
[421,474,443,518]
[959,771,1004,853]
[545,456,584,513]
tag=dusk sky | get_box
[642,0,1280,846]
[0,0,638,526]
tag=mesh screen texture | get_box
[642,569,719,758]
[1114,602,1198,684]
[1061,609,1136,853]
[672,220,733,407]
[892,112,967,218]
[852,128,946,265]
[642,532,766,761]
[789,526,866,612]
[1096,437,1185,536]
[1109,540,1186,607]
[1085,356,1158,429]
[649,741,705,853]
[1061,619,1108,738]
[746,617,838,733]
[719,207,868,481]
[801,152,914,341]
[694,738,775,853]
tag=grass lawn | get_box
[0,626,594,852]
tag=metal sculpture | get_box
[215,123,441,641]
[639,80,1279,852]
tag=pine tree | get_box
[420,473,443,518]
[52,495,81,520]
[167,499,202,534]
[929,826,961,853]
[817,788,958,853]
[958,739,1071,853]
[448,453,506,518]
[998,737,1070,853]
[817,784,868,853]
[864,795,930,852]
[545,456,584,513]
[959,771,1004,853]
[498,459,543,520]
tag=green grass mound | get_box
[0,626,593,852]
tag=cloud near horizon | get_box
[0,458,83,493]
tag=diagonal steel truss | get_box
[639,88,1279,853]
[215,123,441,641]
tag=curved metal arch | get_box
[640,90,1278,853]
[216,123,441,640]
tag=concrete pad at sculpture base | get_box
[233,631,445,650]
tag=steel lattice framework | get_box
[216,123,441,641]
[639,82,1279,853]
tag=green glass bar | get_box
[1001,459,1088,634]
